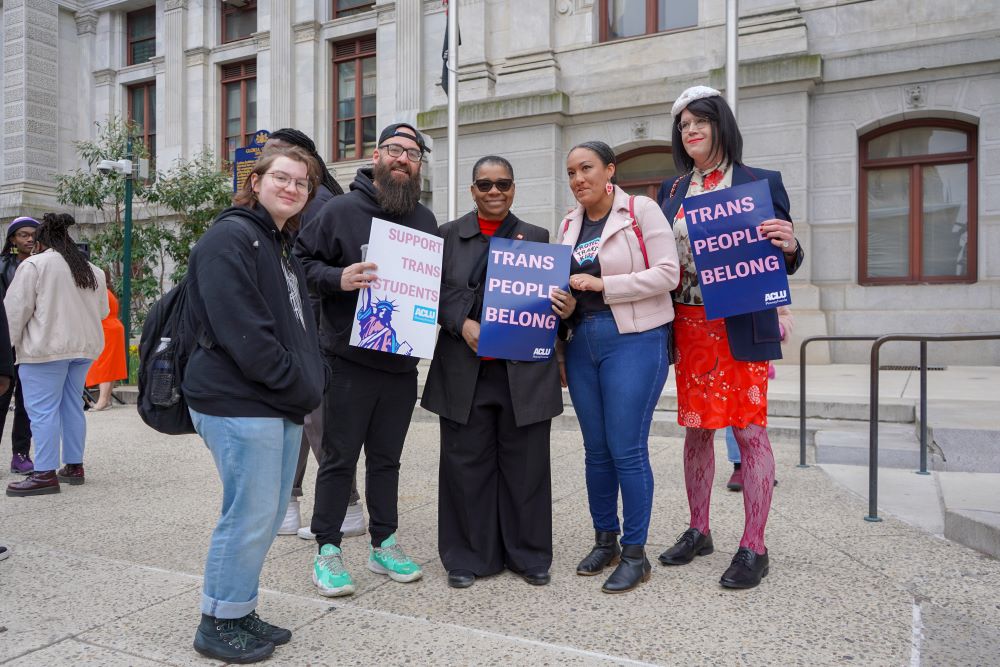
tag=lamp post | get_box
[96,141,135,375]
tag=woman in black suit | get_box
[656,86,804,590]
[422,156,575,589]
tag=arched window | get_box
[859,120,977,284]
[616,147,678,199]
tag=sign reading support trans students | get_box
[684,180,792,320]
[477,237,572,361]
[232,129,270,192]
[349,218,443,360]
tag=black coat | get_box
[421,211,563,427]
[657,163,804,362]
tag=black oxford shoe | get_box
[448,570,475,588]
[658,527,714,565]
[522,570,551,586]
[719,547,769,589]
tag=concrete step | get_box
[814,424,943,469]
[939,471,1000,559]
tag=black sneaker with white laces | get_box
[238,610,292,645]
[193,614,275,663]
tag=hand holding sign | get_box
[758,218,798,253]
[341,262,378,291]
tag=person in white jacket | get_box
[4,213,107,496]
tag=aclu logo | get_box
[413,305,437,324]
[763,289,787,304]
[532,347,552,359]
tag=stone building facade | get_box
[1,0,998,363]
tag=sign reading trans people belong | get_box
[349,218,443,360]
[684,180,792,320]
[477,237,571,361]
[232,129,270,192]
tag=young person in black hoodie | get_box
[295,123,438,596]
[185,145,326,663]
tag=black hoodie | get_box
[183,205,325,422]
[294,167,439,373]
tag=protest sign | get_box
[477,237,571,361]
[349,218,443,359]
[684,180,792,320]
[232,129,270,192]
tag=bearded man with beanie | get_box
[0,217,37,474]
[295,123,438,596]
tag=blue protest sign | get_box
[232,129,270,192]
[477,237,571,361]
[684,180,792,320]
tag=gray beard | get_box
[374,162,421,218]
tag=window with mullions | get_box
[221,0,257,44]
[127,7,156,65]
[859,120,978,285]
[128,81,156,163]
[333,0,376,19]
[332,35,376,161]
[599,0,698,42]
[616,147,678,199]
[221,60,257,164]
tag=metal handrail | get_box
[865,332,1000,522]
[798,336,879,467]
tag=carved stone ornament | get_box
[74,11,98,35]
[93,69,116,86]
[165,0,188,11]
[905,84,926,109]
[631,120,649,141]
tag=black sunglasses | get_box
[474,179,514,193]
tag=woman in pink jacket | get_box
[559,141,680,593]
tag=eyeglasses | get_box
[266,171,312,194]
[13,231,35,239]
[679,117,711,134]
[473,179,514,193]
[379,143,424,162]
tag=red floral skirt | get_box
[673,303,768,429]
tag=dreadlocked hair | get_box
[266,128,345,196]
[37,213,98,291]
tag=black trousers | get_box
[291,403,359,504]
[0,360,32,456]
[438,362,552,576]
[311,356,416,548]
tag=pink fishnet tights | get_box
[683,424,776,553]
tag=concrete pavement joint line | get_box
[910,600,923,667]
[73,638,177,667]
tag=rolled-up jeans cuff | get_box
[201,592,258,620]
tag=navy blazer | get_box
[656,163,804,362]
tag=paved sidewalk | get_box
[2,404,1000,665]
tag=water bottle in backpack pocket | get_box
[149,337,179,407]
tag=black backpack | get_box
[136,278,202,435]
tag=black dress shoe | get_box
[447,570,475,588]
[658,527,714,565]
[576,530,621,576]
[193,614,274,663]
[601,544,651,594]
[522,570,550,586]
[720,547,769,589]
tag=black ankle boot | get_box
[601,544,651,594]
[576,530,621,576]
[193,614,275,663]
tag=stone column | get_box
[394,0,423,118]
[292,21,321,147]
[74,11,98,169]
[254,29,272,132]
[268,0,293,129]
[162,0,188,166]
[3,0,60,186]
[495,0,559,97]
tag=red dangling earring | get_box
[605,182,614,195]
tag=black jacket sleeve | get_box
[0,298,13,379]
[294,203,347,296]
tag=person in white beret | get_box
[655,86,804,590]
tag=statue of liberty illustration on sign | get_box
[356,287,413,356]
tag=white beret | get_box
[671,85,723,118]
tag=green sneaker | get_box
[367,534,423,583]
[313,544,355,597]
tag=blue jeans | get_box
[18,359,92,472]
[725,428,741,464]
[190,409,302,619]
[565,312,669,546]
